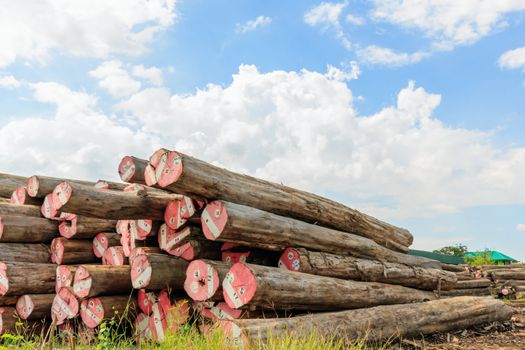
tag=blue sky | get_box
[1,0,525,259]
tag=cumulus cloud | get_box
[518,224,525,232]
[325,61,360,81]
[357,45,429,66]
[90,61,142,98]
[304,1,351,50]
[345,14,365,26]
[499,47,525,85]
[0,0,177,68]
[236,16,272,33]
[0,75,21,89]
[132,65,163,86]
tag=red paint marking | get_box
[201,301,242,320]
[10,187,27,205]
[26,175,39,197]
[80,298,104,328]
[102,246,126,266]
[124,183,145,192]
[116,220,130,235]
[184,260,220,301]
[144,164,157,187]
[0,262,7,296]
[278,247,301,271]
[0,217,4,240]
[52,181,73,210]
[16,295,34,320]
[170,242,195,261]
[41,194,58,218]
[223,263,256,309]
[201,201,228,240]
[93,233,109,258]
[149,148,166,168]
[131,219,154,240]
[73,266,92,299]
[148,302,167,342]
[52,288,79,325]
[131,254,152,289]
[215,320,248,348]
[55,266,74,293]
[118,156,136,182]
[51,238,65,264]
[58,213,78,238]
[135,312,151,341]
[502,288,509,296]
[138,289,157,315]
[156,151,183,188]
[222,252,250,264]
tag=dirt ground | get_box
[390,301,525,350]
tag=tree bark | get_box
[130,253,188,290]
[222,262,436,311]
[439,288,492,297]
[80,295,136,329]
[118,156,148,184]
[152,150,412,252]
[442,264,469,272]
[0,173,27,199]
[0,202,42,217]
[184,260,231,302]
[73,265,132,299]
[456,278,492,289]
[202,201,439,269]
[216,296,512,347]
[0,262,56,296]
[16,294,54,320]
[491,271,525,280]
[278,247,456,291]
[51,238,98,265]
[0,296,19,306]
[0,243,51,263]
[58,213,117,239]
[0,214,58,242]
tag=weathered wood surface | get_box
[58,213,117,239]
[80,295,136,329]
[184,260,231,301]
[491,271,525,281]
[439,288,493,297]
[0,296,18,306]
[73,265,132,299]
[216,296,512,347]
[442,264,469,272]
[0,243,51,263]
[278,247,456,291]
[0,215,58,242]
[222,262,435,311]
[0,262,56,296]
[151,150,412,252]
[0,173,26,198]
[456,278,492,289]
[27,175,96,198]
[51,238,98,265]
[0,202,42,217]
[202,201,439,269]
[16,294,54,320]
[130,253,188,290]
[50,181,182,220]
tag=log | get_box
[166,239,221,261]
[0,262,55,296]
[164,197,198,230]
[58,213,117,239]
[184,260,231,301]
[442,264,469,272]
[158,224,200,253]
[135,312,152,341]
[0,202,42,217]
[120,227,158,257]
[27,175,95,198]
[92,232,121,258]
[56,265,78,293]
[80,295,136,329]
[131,253,188,290]
[152,150,412,252]
[278,247,456,291]
[216,296,512,347]
[222,262,435,311]
[118,156,148,184]
[49,181,182,220]
[0,243,51,263]
[456,278,492,289]
[73,265,132,299]
[129,247,164,266]
[16,294,54,320]
[0,173,26,198]
[51,287,79,325]
[51,238,98,265]
[10,187,41,205]
[0,296,19,306]
[129,219,160,240]
[102,246,128,266]
[491,271,525,280]
[202,201,439,269]
[495,280,525,287]
[439,288,493,297]
[0,214,58,242]
[138,289,158,315]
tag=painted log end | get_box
[52,287,79,325]
[41,193,59,219]
[131,254,152,289]
[118,156,137,182]
[201,200,228,240]
[156,151,183,188]
[102,246,126,266]
[223,263,256,309]
[16,295,34,320]
[26,175,39,197]
[10,187,27,205]
[56,265,74,293]
[0,262,8,297]
[138,289,158,315]
[93,233,110,258]
[278,247,301,272]
[51,238,65,264]
[80,298,104,329]
[184,260,220,301]
[73,266,92,299]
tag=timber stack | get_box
[0,149,514,346]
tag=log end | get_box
[209,320,249,349]
[53,181,73,210]
[278,248,301,272]
[155,151,183,188]
[26,175,39,197]
[10,187,27,205]
[73,266,93,299]
[102,246,126,266]
[116,220,130,236]
[223,263,256,309]
[130,219,154,240]
[144,164,157,187]
[118,156,137,183]
[41,194,58,219]
[170,242,195,261]
[16,295,34,320]
[135,312,152,341]
[138,289,157,315]
[201,301,242,321]
[51,238,65,264]
[201,201,228,240]
[164,197,195,230]
[56,265,74,293]
[93,233,109,258]
[124,183,145,192]
[184,260,220,301]
[52,287,79,325]
[80,298,104,329]
[0,262,9,296]
[131,254,152,289]
[58,213,77,238]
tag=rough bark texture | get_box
[0,202,42,217]
[26,175,97,198]
[278,248,456,291]
[130,253,188,290]
[0,215,58,242]
[16,294,54,320]
[51,181,182,220]
[0,296,19,306]
[491,271,525,280]
[0,262,56,296]
[222,262,436,311]
[73,265,132,299]
[202,201,439,269]
[217,296,512,347]
[0,173,26,199]
[456,278,492,289]
[439,288,493,297]
[58,214,117,239]
[51,238,98,265]
[0,243,51,263]
[442,264,469,272]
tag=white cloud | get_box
[357,45,428,66]
[90,61,141,98]
[499,47,525,70]
[0,0,177,68]
[132,65,163,86]
[370,0,525,50]
[304,1,351,50]
[517,224,525,232]
[236,16,272,33]
[346,14,365,26]
[325,61,360,81]
[0,75,21,89]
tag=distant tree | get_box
[433,244,468,257]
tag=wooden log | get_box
[49,181,182,220]
[456,278,492,289]
[118,156,148,184]
[58,213,117,239]
[442,264,469,272]
[129,247,164,267]
[73,265,132,299]
[131,253,188,290]
[0,262,55,296]
[138,289,158,315]
[80,295,136,329]
[495,280,525,287]
[0,214,58,242]
[102,246,128,266]
[202,201,439,269]
[152,149,412,252]
[51,287,79,325]
[184,260,231,301]
[491,271,525,281]
[167,239,221,262]
[92,232,120,258]
[16,294,54,320]
[10,187,41,206]
[0,173,26,198]
[27,175,95,198]
[439,288,493,297]
[0,202,42,217]
[56,265,78,293]
[0,243,51,263]
[120,227,158,258]
[129,219,160,240]
[222,262,435,311]
[0,296,19,306]
[278,247,456,291]
[51,238,98,265]
[164,197,199,230]
[216,296,512,347]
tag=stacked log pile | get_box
[0,151,514,346]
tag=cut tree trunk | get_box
[442,264,469,272]
[456,278,492,289]
[278,247,456,291]
[201,201,440,269]
[130,253,188,290]
[58,213,117,239]
[165,238,221,261]
[164,197,199,230]
[16,294,54,320]
[0,296,19,306]
[222,262,435,311]
[10,187,41,205]
[102,246,128,266]
[129,247,164,266]
[92,232,120,258]
[0,214,58,242]
[51,287,79,325]
[73,265,132,299]
[80,295,136,329]
[26,175,129,198]
[55,265,78,293]
[51,238,98,265]
[439,288,492,297]
[0,243,51,263]
[118,156,148,184]
[215,296,512,347]
[0,262,56,296]
[491,271,525,281]
[184,260,231,301]
[0,173,27,198]
[151,149,412,252]
[0,202,42,217]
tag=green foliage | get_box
[465,249,495,266]
[433,244,468,257]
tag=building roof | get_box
[464,251,518,263]
[408,249,465,265]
